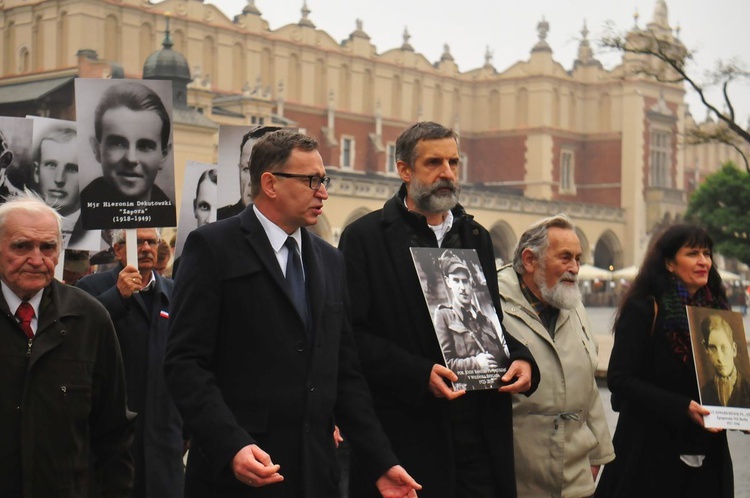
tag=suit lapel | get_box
[301,229,323,336]
[240,207,309,331]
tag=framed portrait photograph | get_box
[75,78,176,229]
[687,306,750,430]
[411,247,510,391]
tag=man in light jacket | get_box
[497,214,614,497]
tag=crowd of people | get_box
[1,120,748,498]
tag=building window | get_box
[341,136,355,169]
[650,128,671,188]
[459,152,468,183]
[386,143,397,175]
[560,149,576,194]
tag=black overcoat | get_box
[338,186,540,497]
[164,206,399,497]
[76,266,183,498]
[0,281,134,496]
[596,296,734,497]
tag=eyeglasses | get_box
[271,172,331,191]
[136,238,159,247]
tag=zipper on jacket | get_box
[26,338,32,357]
[61,385,67,401]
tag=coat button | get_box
[295,342,305,352]
[60,329,66,336]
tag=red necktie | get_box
[16,301,35,340]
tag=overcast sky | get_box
[205,0,750,127]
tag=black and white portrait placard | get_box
[175,161,217,258]
[687,306,750,430]
[0,115,34,202]
[28,116,100,250]
[76,78,176,229]
[411,247,510,391]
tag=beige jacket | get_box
[497,265,614,498]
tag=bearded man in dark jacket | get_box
[339,121,540,498]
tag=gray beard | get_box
[534,270,582,310]
[409,178,461,214]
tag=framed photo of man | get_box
[75,78,176,229]
[0,115,34,201]
[687,306,750,430]
[175,161,217,258]
[216,124,283,220]
[28,116,100,250]
[410,247,510,391]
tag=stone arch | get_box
[172,29,185,54]
[19,46,30,73]
[339,63,351,111]
[599,93,611,132]
[5,21,16,74]
[104,14,119,62]
[516,87,528,127]
[33,15,44,71]
[574,228,592,264]
[391,74,402,119]
[489,221,516,267]
[433,84,443,123]
[343,207,370,229]
[57,12,69,67]
[308,214,332,243]
[202,36,217,87]
[489,89,500,129]
[261,48,273,88]
[362,68,374,114]
[288,53,301,101]
[411,79,422,121]
[232,42,245,90]
[314,58,326,106]
[140,23,154,66]
[593,230,624,270]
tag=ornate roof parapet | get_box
[298,1,315,28]
[532,17,552,53]
[573,20,602,69]
[400,27,415,52]
[242,0,261,16]
[348,18,370,40]
[440,44,454,62]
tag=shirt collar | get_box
[1,280,43,317]
[141,271,156,292]
[253,204,303,254]
[402,194,454,246]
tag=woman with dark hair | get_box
[596,224,734,498]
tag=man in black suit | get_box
[217,125,280,220]
[164,130,420,497]
[76,227,183,497]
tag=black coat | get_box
[164,206,399,497]
[596,297,734,498]
[76,267,183,498]
[0,281,134,497]
[338,186,540,498]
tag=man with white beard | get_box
[496,214,614,498]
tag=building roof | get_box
[0,76,74,105]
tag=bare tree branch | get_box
[601,27,750,172]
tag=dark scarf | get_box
[660,279,728,363]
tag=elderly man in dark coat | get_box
[0,195,134,496]
[77,227,183,498]
[339,121,539,497]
